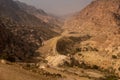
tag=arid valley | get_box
[0,0,120,80]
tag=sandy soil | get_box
[0,63,57,80]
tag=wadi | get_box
[0,0,120,80]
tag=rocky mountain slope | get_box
[0,0,42,26]
[64,0,120,33]
[0,0,61,54]
[15,1,63,33]
[63,0,120,54]
[0,0,60,35]
[63,0,120,57]
[1,0,120,80]
[0,18,34,62]
[15,1,61,24]
[37,0,120,79]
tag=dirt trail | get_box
[49,30,70,55]
[37,36,61,56]
[37,31,107,80]
[37,30,69,56]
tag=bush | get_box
[118,67,120,71]
[92,65,99,69]
[112,55,117,59]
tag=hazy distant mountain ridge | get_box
[15,1,63,33]
[0,0,42,26]
[15,1,47,16]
